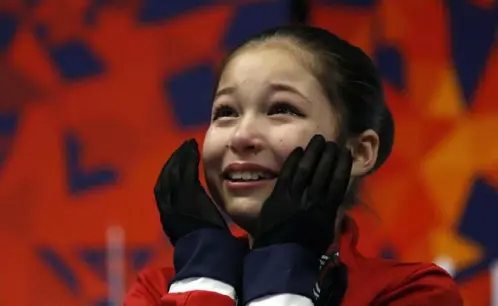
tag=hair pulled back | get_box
[218,25,395,207]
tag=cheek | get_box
[202,127,227,175]
[272,121,336,160]
[270,123,327,162]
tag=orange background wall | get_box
[0,1,497,305]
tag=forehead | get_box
[218,46,322,91]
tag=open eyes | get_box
[211,102,305,121]
[212,105,236,121]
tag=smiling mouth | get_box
[223,171,278,182]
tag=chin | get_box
[224,197,265,232]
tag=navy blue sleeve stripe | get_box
[242,243,319,304]
[172,228,248,291]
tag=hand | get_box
[154,139,228,245]
[252,135,353,256]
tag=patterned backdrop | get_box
[0,0,496,305]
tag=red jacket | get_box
[125,217,462,305]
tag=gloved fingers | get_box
[308,141,339,200]
[154,139,196,209]
[325,147,353,208]
[292,135,326,195]
[274,146,304,192]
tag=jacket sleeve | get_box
[373,264,463,306]
[124,272,236,306]
[242,243,319,306]
[124,229,247,306]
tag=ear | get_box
[347,129,379,176]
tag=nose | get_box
[228,117,264,155]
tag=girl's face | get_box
[202,45,339,229]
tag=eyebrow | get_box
[268,83,309,102]
[214,83,309,103]
[214,86,236,99]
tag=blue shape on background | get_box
[0,113,19,168]
[138,0,215,23]
[375,44,405,91]
[448,0,497,106]
[223,1,290,50]
[79,248,107,282]
[34,23,49,42]
[379,245,397,260]
[94,299,113,306]
[65,134,118,194]
[454,178,498,282]
[37,247,80,294]
[0,113,18,136]
[0,13,18,52]
[94,299,111,306]
[166,63,215,127]
[48,41,104,81]
[454,258,493,283]
[129,248,153,272]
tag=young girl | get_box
[125,25,462,306]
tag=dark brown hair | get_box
[217,25,395,207]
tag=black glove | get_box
[252,134,353,256]
[154,139,228,245]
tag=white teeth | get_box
[242,172,253,180]
[227,171,273,181]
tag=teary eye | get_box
[212,104,238,121]
[268,102,304,117]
